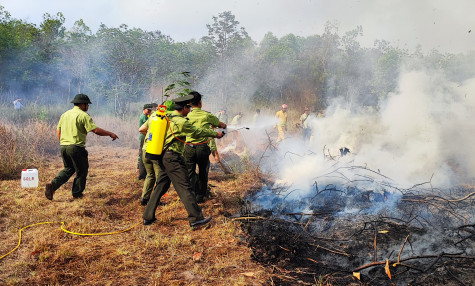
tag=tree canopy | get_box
[1,6,473,115]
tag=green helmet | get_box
[71,94,92,104]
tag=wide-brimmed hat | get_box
[71,94,92,104]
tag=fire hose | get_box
[0,199,180,261]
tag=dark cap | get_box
[150,103,158,108]
[189,91,202,105]
[71,93,92,104]
[143,103,152,110]
[172,94,194,110]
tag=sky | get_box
[1,0,474,54]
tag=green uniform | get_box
[208,138,217,152]
[137,113,149,179]
[143,110,218,223]
[184,108,220,201]
[51,106,98,197]
[140,112,160,200]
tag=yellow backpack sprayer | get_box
[145,105,168,160]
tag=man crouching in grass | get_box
[45,93,118,200]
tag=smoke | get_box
[239,67,475,217]
[296,68,475,188]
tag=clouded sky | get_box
[1,0,474,53]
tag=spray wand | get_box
[220,126,250,134]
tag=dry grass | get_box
[0,120,57,180]
[0,145,272,285]
[87,116,139,149]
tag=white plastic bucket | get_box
[21,169,38,188]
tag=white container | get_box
[21,169,39,188]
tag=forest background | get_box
[1,6,474,120]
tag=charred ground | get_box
[241,184,475,285]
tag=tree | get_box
[203,11,250,105]
[0,6,40,95]
[60,19,93,100]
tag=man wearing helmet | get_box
[45,93,119,200]
[275,104,288,143]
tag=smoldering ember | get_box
[237,152,475,285]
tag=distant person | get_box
[13,99,23,110]
[275,104,288,143]
[142,95,224,228]
[252,109,261,125]
[215,108,228,124]
[137,104,152,180]
[300,107,311,141]
[45,94,119,200]
[230,112,243,125]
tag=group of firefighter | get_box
[44,92,324,229]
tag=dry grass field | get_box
[0,145,272,285]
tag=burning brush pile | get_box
[239,162,475,285]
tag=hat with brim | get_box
[71,93,92,104]
[143,103,152,110]
[172,94,194,110]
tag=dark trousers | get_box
[143,151,204,223]
[183,144,211,200]
[51,145,89,197]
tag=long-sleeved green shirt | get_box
[143,110,218,154]
[186,107,220,144]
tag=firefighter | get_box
[184,91,227,203]
[275,104,288,143]
[138,101,174,206]
[300,107,311,142]
[142,95,224,228]
[137,103,152,180]
[215,108,228,124]
[230,112,243,125]
[45,94,118,200]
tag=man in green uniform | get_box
[45,94,119,200]
[138,101,174,206]
[142,95,224,228]
[184,91,227,202]
[137,103,152,180]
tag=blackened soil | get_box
[241,212,475,286]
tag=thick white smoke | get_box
[274,68,475,190]
[236,68,475,214]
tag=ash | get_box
[241,174,475,285]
